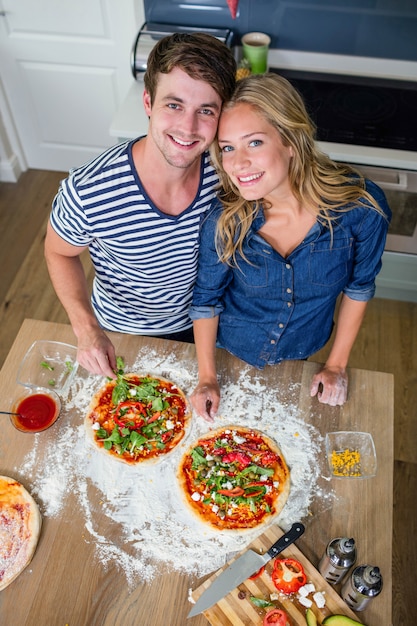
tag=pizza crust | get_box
[85,373,191,465]
[177,425,290,533]
[0,475,42,591]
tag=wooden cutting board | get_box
[191,525,364,626]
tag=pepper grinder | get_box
[318,537,357,585]
[341,564,383,611]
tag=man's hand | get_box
[190,381,220,422]
[76,328,117,378]
[310,365,348,406]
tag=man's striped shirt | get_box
[50,140,218,334]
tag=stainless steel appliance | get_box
[131,22,234,79]
[271,68,417,256]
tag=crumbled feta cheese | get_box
[191,492,201,502]
[301,583,316,595]
[298,585,310,597]
[298,596,313,608]
[206,454,214,461]
[211,504,219,514]
[313,592,326,608]
[269,593,280,602]
[129,389,136,396]
[260,474,268,482]
[165,419,174,430]
[233,435,246,444]
[224,481,233,490]
[92,422,100,431]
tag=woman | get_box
[189,73,391,421]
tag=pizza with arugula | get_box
[0,476,42,591]
[85,360,191,465]
[178,426,290,532]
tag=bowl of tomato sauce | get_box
[11,387,61,433]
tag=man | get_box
[44,33,236,378]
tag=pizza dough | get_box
[0,475,42,591]
[178,426,290,532]
[85,373,191,465]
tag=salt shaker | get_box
[318,537,357,585]
[341,564,383,611]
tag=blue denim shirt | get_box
[189,179,391,368]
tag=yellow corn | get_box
[331,448,362,477]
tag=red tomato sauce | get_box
[14,393,59,432]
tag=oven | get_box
[269,68,417,257]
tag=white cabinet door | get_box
[0,0,142,171]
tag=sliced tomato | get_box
[257,450,279,467]
[263,608,288,625]
[222,451,251,468]
[271,558,307,595]
[249,565,265,579]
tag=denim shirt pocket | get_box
[308,236,353,287]
[237,238,270,288]
[236,258,269,288]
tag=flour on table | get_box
[16,348,333,587]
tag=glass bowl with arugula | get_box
[17,340,78,394]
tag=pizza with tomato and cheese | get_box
[177,426,290,532]
[85,372,191,465]
[0,476,42,591]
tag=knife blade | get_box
[188,521,305,617]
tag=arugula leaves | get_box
[110,357,170,409]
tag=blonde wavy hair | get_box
[209,73,385,265]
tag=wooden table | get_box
[0,319,393,626]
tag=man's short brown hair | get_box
[144,33,236,105]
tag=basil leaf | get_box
[250,597,274,609]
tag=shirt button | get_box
[286,263,291,269]
[279,323,284,329]
[270,339,276,344]
[286,288,292,294]
[287,302,292,307]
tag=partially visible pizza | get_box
[0,476,42,591]
[85,372,191,465]
[178,426,290,532]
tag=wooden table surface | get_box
[0,319,393,626]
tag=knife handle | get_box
[267,522,305,559]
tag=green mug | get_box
[241,32,271,74]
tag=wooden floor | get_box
[1,170,416,625]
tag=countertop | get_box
[0,319,394,625]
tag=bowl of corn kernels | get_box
[325,431,377,479]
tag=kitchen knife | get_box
[188,521,305,617]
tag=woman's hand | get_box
[190,381,220,422]
[310,365,348,406]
